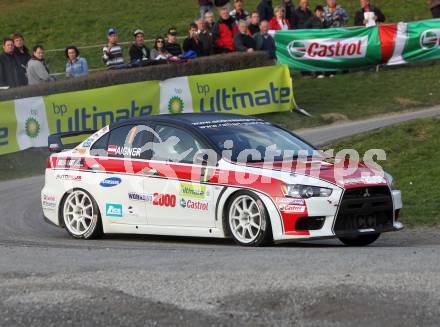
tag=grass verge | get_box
[328,117,440,227]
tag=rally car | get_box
[41,113,403,246]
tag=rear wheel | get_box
[62,189,102,239]
[226,191,272,247]
[339,233,380,246]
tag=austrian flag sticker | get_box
[107,145,117,155]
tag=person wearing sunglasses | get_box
[150,37,171,60]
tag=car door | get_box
[143,123,216,228]
[90,124,153,226]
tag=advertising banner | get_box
[0,65,294,156]
[402,19,440,63]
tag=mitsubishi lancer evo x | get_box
[42,113,403,246]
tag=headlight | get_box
[385,172,397,190]
[282,184,333,198]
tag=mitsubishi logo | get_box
[363,188,371,198]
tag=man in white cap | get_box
[129,29,151,66]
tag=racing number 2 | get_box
[153,193,176,207]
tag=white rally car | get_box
[42,113,403,246]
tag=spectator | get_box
[305,5,326,29]
[165,27,183,56]
[204,11,216,32]
[234,20,256,52]
[198,0,214,19]
[212,6,238,53]
[282,0,298,29]
[150,37,171,60]
[253,20,276,59]
[431,0,440,18]
[129,29,151,66]
[214,0,231,10]
[102,28,125,69]
[295,0,313,29]
[65,46,88,78]
[0,37,20,88]
[183,23,205,57]
[257,0,274,22]
[196,19,213,55]
[248,11,260,35]
[269,5,292,30]
[27,45,56,85]
[324,0,348,27]
[230,0,249,24]
[12,33,30,86]
[354,0,385,27]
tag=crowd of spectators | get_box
[0,0,438,89]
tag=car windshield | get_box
[196,120,317,162]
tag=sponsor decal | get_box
[82,138,94,148]
[344,175,386,185]
[420,29,440,50]
[127,206,136,215]
[128,192,153,202]
[56,174,82,181]
[100,177,122,187]
[25,117,41,139]
[56,158,84,168]
[279,204,306,213]
[287,36,368,61]
[42,194,57,210]
[179,182,209,199]
[275,198,305,205]
[106,203,123,217]
[168,96,184,114]
[153,193,176,207]
[107,145,141,157]
[180,198,209,211]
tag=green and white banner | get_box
[0,65,294,155]
[274,19,440,71]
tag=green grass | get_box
[0,0,433,73]
[328,117,440,227]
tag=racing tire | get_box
[226,191,272,247]
[338,233,380,247]
[61,189,103,240]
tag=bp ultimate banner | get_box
[0,65,293,155]
[275,19,440,71]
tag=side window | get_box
[152,125,203,164]
[102,125,153,159]
[90,133,109,157]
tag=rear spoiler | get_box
[48,130,97,153]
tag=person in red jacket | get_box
[212,7,239,53]
[269,5,292,30]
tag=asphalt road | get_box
[1,110,440,326]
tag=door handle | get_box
[143,169,158,176]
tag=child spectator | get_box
[27,45,56,85]
[150,37,171,60]
[324,0,348,27]
[305,5,326,29]
[248,11,260,35]
[213,7,238,53]
[183,23,205,57]
[12,33,30,86]
[0,37,20,88]
[295,0,313,29]
[230,0,249,24]
[269,5,291,30]
[129,29,151,66]
[354,0,385,27]
[198,0,214,19]
[165,28,183,56]
[65,46,88,77]
[257,0,274,22]
[234,20,256,52]
[102,28,125,69]
[253,20,276,59]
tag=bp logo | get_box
[287,41,307,59]
[168,96,184,114]
[420,29,440,50]
[25,117,40,138]
[180,198,187,208]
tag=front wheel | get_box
[338,233,380,247]
[226,191,272,247]
[62,189,103,239]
